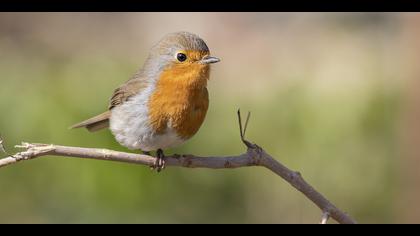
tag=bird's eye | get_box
[176,53,187,62]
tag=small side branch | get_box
[0,133,10,156]
[320,211,330,224]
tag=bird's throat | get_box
[148,64,210,139]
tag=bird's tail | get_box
[70,111,111,132]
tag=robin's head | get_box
[142,32,220,80]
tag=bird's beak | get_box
[200,55,220,64]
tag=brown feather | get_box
[85,119,110,132]
[70,111,111,132]
[109,77,149,110]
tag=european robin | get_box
[71,32,220,171]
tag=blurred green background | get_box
[0,13,419,223]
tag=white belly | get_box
[109,87,185,151]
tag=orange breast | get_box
[148,63,210,139]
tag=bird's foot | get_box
[150,148,165,172]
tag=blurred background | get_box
[0,12,418,223]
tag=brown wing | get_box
[70,75,149,132]
[109,77,149,110]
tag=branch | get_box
[0,113,357,224]
[0,145,356,224]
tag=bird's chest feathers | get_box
[148,64,210,139]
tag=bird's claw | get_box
[150,149,165,172]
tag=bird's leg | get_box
[156,149,165,172]
[150,148,165,172]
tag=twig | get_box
[0,113,357,224]
[238,109,255,149]
[320,211,330,224]
[0,133,10,156]
[0,134,5,153]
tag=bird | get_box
[70,31,220,171]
